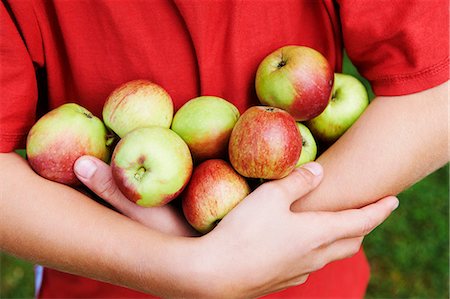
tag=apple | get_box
[255,45,334,121]
[171,96,240,163]
[182,159,250,234]
[102,79,174,138]
[111,126,193,207]
[295,122,317,167]
[306,73,369,144]
[228,106,302,179]
[26,103,111,186]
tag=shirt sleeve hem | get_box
[369,56,449,96]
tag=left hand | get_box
[74,155,197,236]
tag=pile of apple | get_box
[26,45,369,234]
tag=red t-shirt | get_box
[1,0,448,298]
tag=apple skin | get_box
[306,73,369,144]
[103,79,174,138]
[111,126,193,207]
[295,122,317,167]
[228,106,302,180]
[255,45,334,121]
[182,159,250,234]
[171,96,240,163]
[26,103,111,186]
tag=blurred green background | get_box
[1,55,449,299]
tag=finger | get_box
[288,275,309,287]
[74,155,136,215]
[258,162,323,206]
[319,196,399,243]
[258,275,309,298]
[309,237,364,273]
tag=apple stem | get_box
[105,134,117,147]
[134,166,146,181]
[277,60,287,68]
[331,89,339,102]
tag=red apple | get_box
[255,45,333,121]
[103,79,174,138]
[26,103,111,186]
[182,159,250,234]
[228,106,302,179]
[111,126,193,207]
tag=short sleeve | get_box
[0,2,43,152]
[338,0,449,96]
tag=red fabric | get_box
[1,0,448,298]
[39,249,370,299]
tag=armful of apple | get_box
[72,153,398,297]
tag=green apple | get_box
[103,79,174,138]
[306,73,369,144]
[26,103,111,186]
[171,96,240,163]
[295,122,317,167]
[255,45,334,121]
[111,126,193,207]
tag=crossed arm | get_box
[0,81,447,298]
[292,81,448,212]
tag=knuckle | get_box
[312,258,327,271]
[289,275,309,287]
[350,239,362,256]
[306,253,327,272]
[344,239,363,259]
[259,182,289,200]
[96,175,119,199]
[360,210,376,235]
[291,169,315,188]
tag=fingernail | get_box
[391,197,400,211]
[74,158,97,179]
[300,162,323,176]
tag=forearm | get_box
[0,153,203,297]
[292,81,448,212]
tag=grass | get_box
[365,164,449,298]
[0,254,34,298]
[1,56,448,299]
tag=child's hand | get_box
[196,164,399,297]
[74,155,197,236]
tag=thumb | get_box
[74,156,133,213]
[260,162,323,206]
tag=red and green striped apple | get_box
[103,79,174,138]
[111,126,193,207]
[182,159,250,234]
[255,45,333,121]
[228,106,302,180]
[26,103,111,186]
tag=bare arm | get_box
[0,152,397,298]
[292,81,449,212]
[0,152,202,295]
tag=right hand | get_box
[197,162,398,298]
